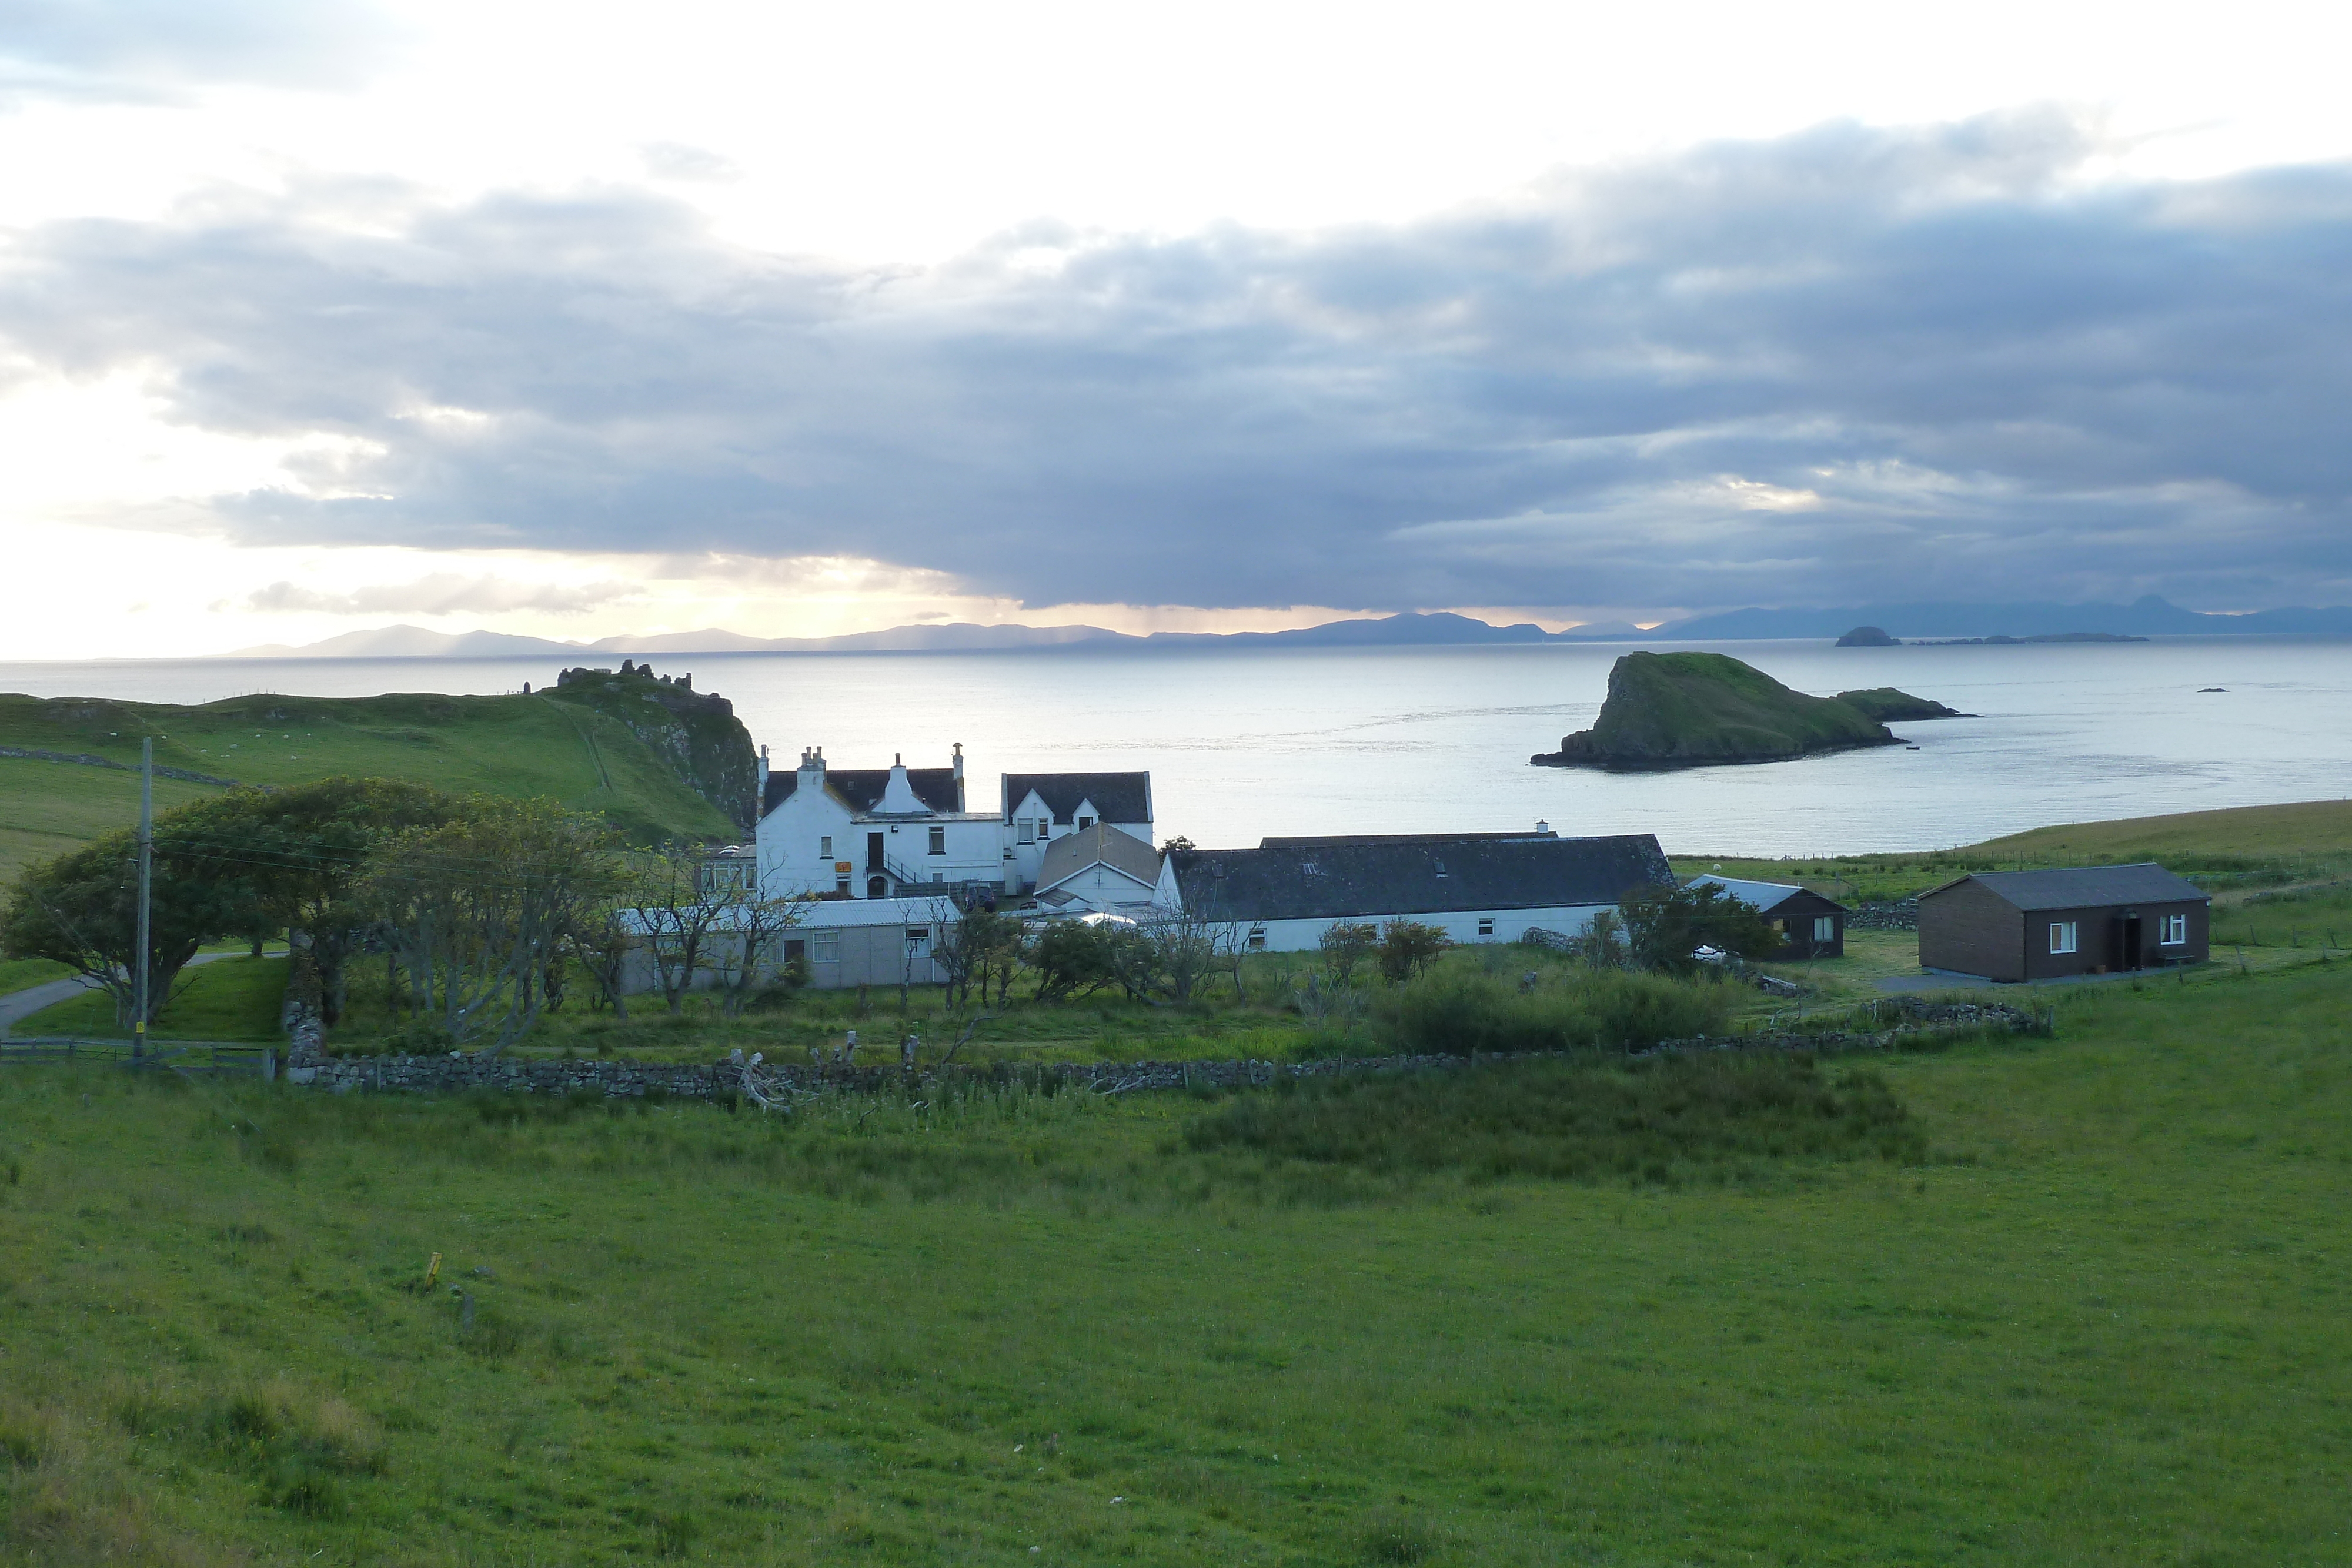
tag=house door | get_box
[866,831,885,872]
[867,875,888,900]
[2115,914,2144,971]
[783,938,806,975]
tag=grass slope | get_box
[1538,651,1901,768]
[0,755,218,894]
[1675,798,2352,903]
[0,690,737,888]
[3,964,2350,1564]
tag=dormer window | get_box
[1016,819,1035,845]
[1433,858,1448,877]
[1077,815,1094,830]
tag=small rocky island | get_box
[1531,652,1963,770]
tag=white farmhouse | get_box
[1151,831,1674,951]
[1001,771,1154,892]
[756,745,1004,901]
[754,748,1157,901]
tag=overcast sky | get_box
[1,0,2348,657]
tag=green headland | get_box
[0,667,754,885]
[1532,650,1958,768]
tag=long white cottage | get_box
[1151,831,1674,951]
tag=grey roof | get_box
[1261,831,1558,848]
[1167,834,1672,923]
[1925,862,2209,911]
[1002,771,1152,826]
[1037,823,1164,894]
[1686,874,1844,914]
[763,767,961,818]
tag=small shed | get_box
[1917,864,2209,982]
[1686,874,1849,959]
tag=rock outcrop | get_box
[547,665,759,832]
[1835,625,1897,647]
[1831,688,1970,723]
[1532,652,1936,769]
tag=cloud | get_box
[240,573,633,616]
[3,109,2350,613]
[0,0,403,99]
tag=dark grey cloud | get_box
[3,111,2349,614]
[0,0,401,97]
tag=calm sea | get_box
[4,640,2347,857]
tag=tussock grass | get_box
[1380,965,1734,1055]
[1184,1054,1923,1185]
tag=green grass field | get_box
[5,961,2351,1564]
[0,689,735,886]
[1673,797,2352,902]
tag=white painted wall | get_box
[1233,905,1616,952]
[1039,861,1160,913]
[1006,787,1152,891]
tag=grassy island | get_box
[1532,651,1954,769]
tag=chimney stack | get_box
[952,743,965,810]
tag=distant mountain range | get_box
[227,597,2352,660]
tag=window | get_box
[932,871,944,883]
[906,927,930,959]
[1813,915,1836,942]
[928,825,946,855]
[1248,925,1267,951]
[1017,818,1035,845]
[2161,914,2188,945]
[820,835,832,858]
[834,875,850,895]
[1077,815,1094,830]
[2049,921,2078,955]
[1477,917,1495,938]
[811,930,840,964]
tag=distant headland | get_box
[210,594,2352,662]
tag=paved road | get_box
[0,951,247,1035]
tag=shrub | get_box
[1379,965,1731,1055]
[1184,1054,1924,1183]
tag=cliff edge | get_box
[546,663,759,832]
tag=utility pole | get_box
[134,737,152,1060]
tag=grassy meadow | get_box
[5,959,2351,1564]
[1672,797,2352,904]
[0,688,735,875]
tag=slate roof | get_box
[1686,874,1847,914]
[1037,823,1163,893]
[1261,831,1556,848]
[1165,835,1672,923]
[763,767,961,818]
[1001,771,1153,826]
[1925,863,2210,911]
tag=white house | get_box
[1001,771,1154,893]
[1033,823,1163,915]
[753,747,1156,902]
[755,745,1005,901]
[1151,831,1674,952]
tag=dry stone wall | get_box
[285,1000,2040,1099]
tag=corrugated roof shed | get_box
[1926,863,2209,911]
[1686,874,1825,913]
[1167,835,1671,923]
